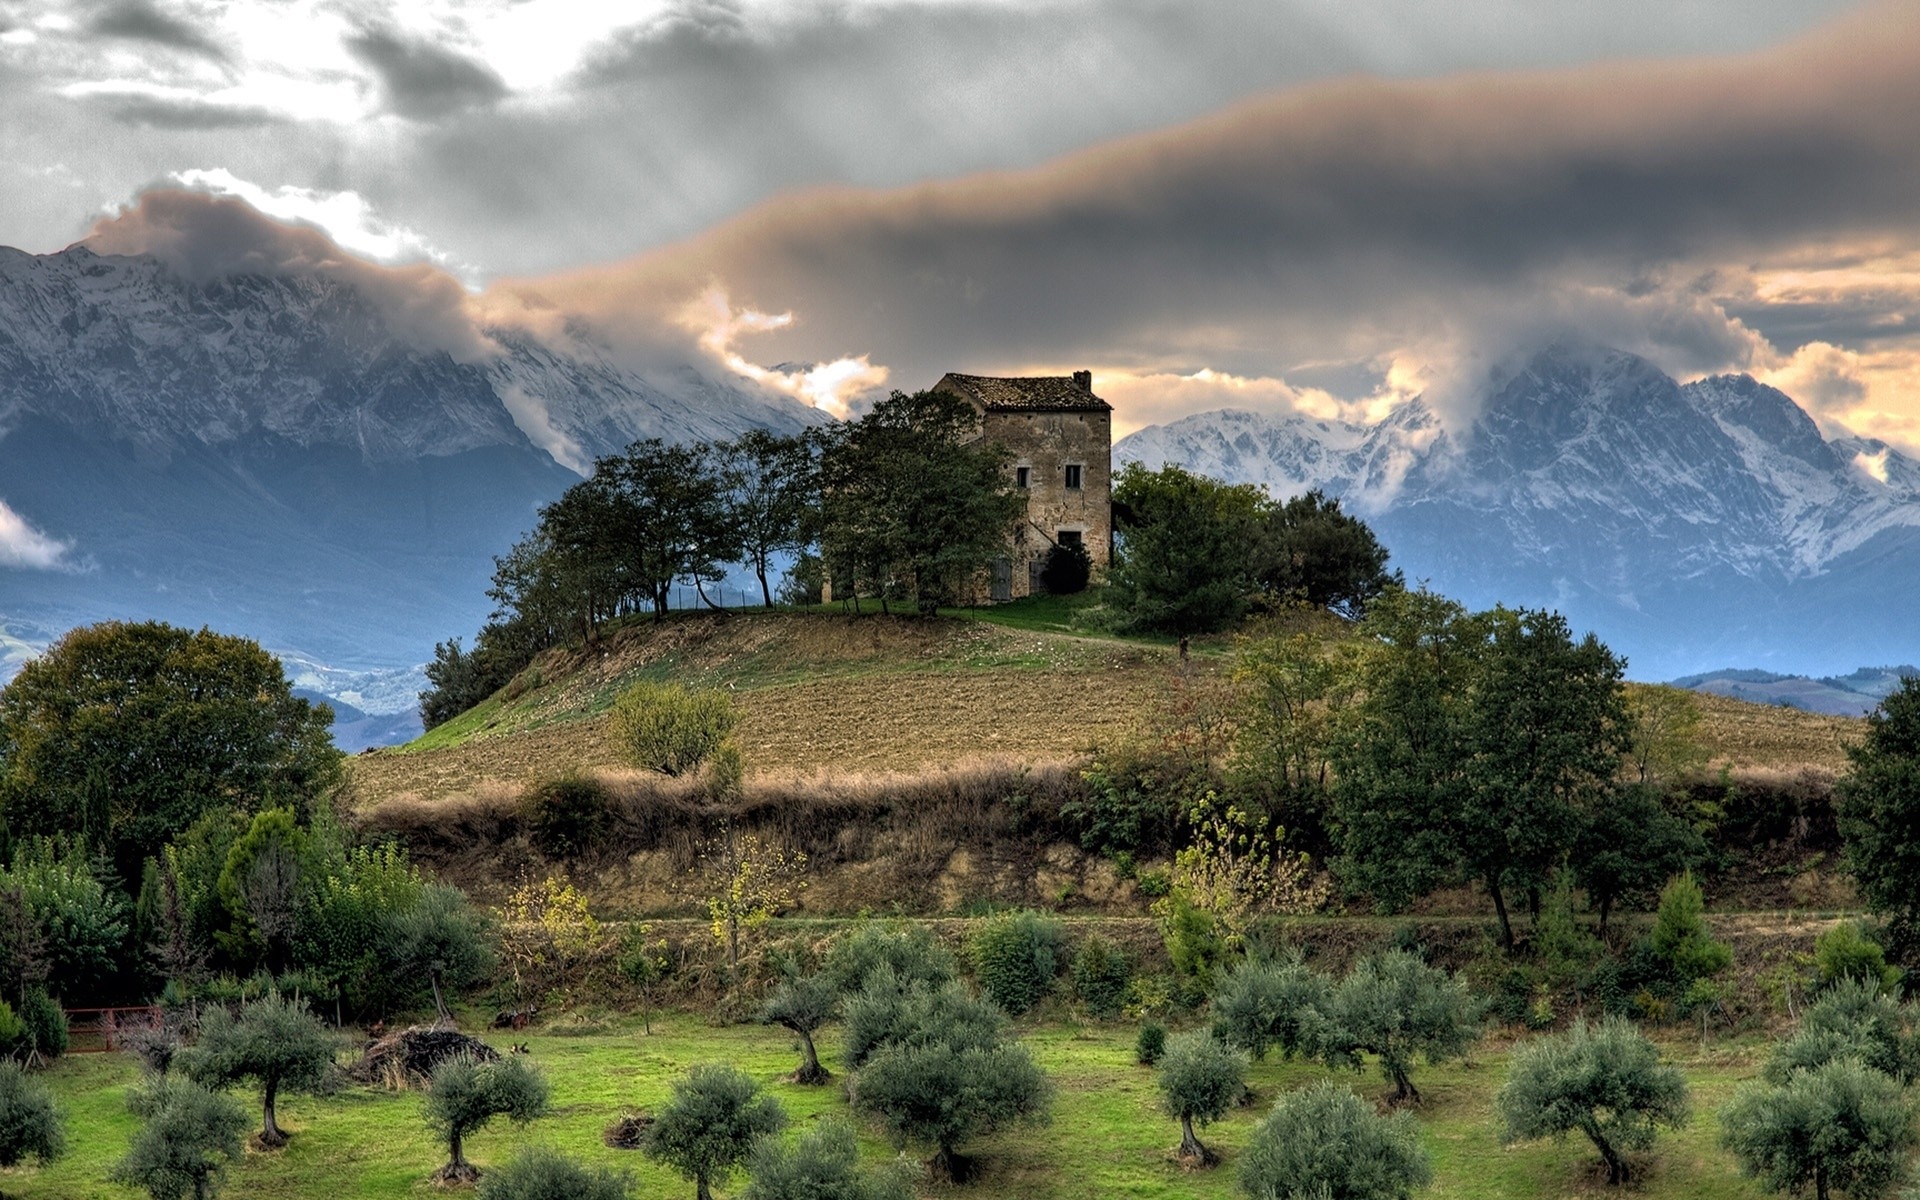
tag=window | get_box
[1015,466,1030,489]
[1064,464,1083,490]
[1057,529,1083,548]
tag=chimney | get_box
[1072,369,1092,392]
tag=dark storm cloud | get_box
[84,92,281,129]
[87,0,228,61]
[344,27,510,121]
[487,1,1920,400]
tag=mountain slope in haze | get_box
[0,242,825,713]
[1117,344,1920,679]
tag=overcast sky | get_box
[4,0,1918,444]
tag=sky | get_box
[4,0,1919,443]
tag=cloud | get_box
[66,83,280,128]
[170,167,456,268]
[87,0,227,61]
[344,26,509,120]
[0,501,70,570]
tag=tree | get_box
[1238,1080,1432,1200]
[821,923,958,995]
[214,807,305,970]
[1814,924,1903,994]
[968,910,1065,1016]
[1038,541,1093,595]
[1721,1058,1917,1200]
[716,430,819,609]
[476,1146,632,1200]
[1156,1031,1247,1164]
[701,828,805,973]
[177,992,334,1148]
[423,1053,551,1184]
[1497,1017,1691,1184]
[2,841,127,1000]
[111,1078,249,1200]
[0,622,341,879]
[1317,950,1482,1104]
[1107,462,1267,635]
[852,1036,1051,1181]
[610,682,739,777]
[1161,794,1328,960]
[617,921,673,1036]
[1573,787,1706,935]
[1836,677,1920,957]
[1643,872,1733,994]
[1211,953,1332,1062]
[0,1060,63,1167]
[1764,979,1917,1085]
[744,1118,912,1200]
[761,972,838,1084]
[842,975,1007,1070]
[393,883,495,1026]
[495,874,602,1006]
[1253,490,1399,619]
[644,1064,787,1200]
[1234,631,1354,839]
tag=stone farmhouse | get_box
[933,370,1113,601]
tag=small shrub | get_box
[15,990,66,1061]
[0,1060,63,1167]
[477,1146,632,1200]
[609,681,738,777]
[822,924,958,994]
[1070,936,1132,1019]
[1238,1080,1432,1200]
[520,774,612,860]
[1813,922,1901,993]
[1156,1031,1246,1164]
[0,1001,26,1059]
[970,911,1066,1015]
[1137,869,1172,899]
[743,1118,912,1200]
[1039,542,1092,595]
[1136,1022,1168,1066]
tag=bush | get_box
[1136,1022,1168,1066]
[1721,1057,1917,1200]
[853,1038,1051,1182]
[743,1118,913,1200]
[424,1053,551,1184]
[823,924,958,995]
[1317,949,1483,1103]
[969,911,1065,1015]
[1764,978,1917,1085]
[520,774,612,860]
[842,975,1006,1070]
[1070,936,1132,1019]
[1156,1031,1247,1164]
[1814,922,1901,993]
[1237,1080,1432,1200]
[1039,542,1092,595]
[609,681,738,777]
[1497,1017,1690,1185]
[16,989,66,1060]
[1210,953,1330,1062]
[478,1146,632,1200]
[1644,872,1732,990]
[0,1060,63,1167]
[0,1001,25,1060]
[645,1064,786,1200]
[112,1078,249,1200]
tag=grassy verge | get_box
[13,1014,1774,1200]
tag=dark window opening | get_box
[1015,466,1030,489]
[1057,529,1084,548]
[1064,464,1083,489]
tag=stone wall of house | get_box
[981,408,1112,597]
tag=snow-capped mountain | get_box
[0,242,826,728]
[1117,344,1920,678]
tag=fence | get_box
[63,1006,163,1054]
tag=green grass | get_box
[10,1016,1776,1200]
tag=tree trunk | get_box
[1392,1064,1420,1104]
[1488,876,1515,949]
[430,969,452,1027]
[793,1028,829,1084]
[1598,894,1613,938]
[1816,1166,1829,1200]
[697,1174,713,1200]
[259,1078,286,1147]
[758,564,773,609]
[695,578,725,612]
[727,919,740,972]
[1177,1112,1214,1164]
[929,1143,969,1182]
[1584,1124,1627,1184]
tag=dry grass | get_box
[1691,689,1859,773]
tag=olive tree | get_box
[111,1079,250,1200]
[1497,1018,1691,1184]
[1211,953,1331,1062]
[1765,979,1917,1086]
[0,1060,63,1168]
[852,1037,1051,1182]
[645,1064,787,1200]
[392,883,495,1026]
[476,1146,632,1200]
[1318,950,1483,1104]
[841,973,1007,1070]
[1238,1080,1432,1200]
[761,972,839,1084]
[424,1053,551,1184]
[1156,1031,1248,1165]
[822,923,957,994]
[744,1118,913,1200]
[1721,1057,1916,1200]
[177,992,334,1148]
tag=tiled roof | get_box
[935,372,1112,412]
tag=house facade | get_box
[933,370,1113,601]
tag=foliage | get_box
[1815,923,1903,994]
[0,1060,63,1167]
[215,807,306,969]
[1764,979,1918,1085]
[1721,1057,1917,1200]
[761,972,839,1084]
[1835,676,1920,956]
[716,429,820,609]
[1642,872,1733,994]
[821,923,958,995]
[644,1064,786,1200]
[1253,489,1399,620]
[701,829,806,972]
[1069,935,1132,1019]
[1317,949,1484,1103]
[424,1053,551,1183]
[743,1117,913,1200]
[519,773,612,859]
[111,1078,249,1200]
[1211,952,1332,1061]
[476,1145,632,1200]
[969,910,1066,1015]
[177,991,335,1147]
[1233,630,1352,842]
[617,921,673,1035]
[1529,869,1605,998]
[1573,787,1707,934]
[1156,1030,1247,1163]
[392,882,495,1024]
[842,975,1007,1070]
[0,621,341,877]
[1237,1080,1433,1200]
[610,681,740,778]
[1160,794,1327,966]
[1497,1017,1691,1184]
[1107,461,1267,635]
[496,874,601,1005]
[1038,541,1093,595]
[0,841,128,1000]
[852,1035,1051,1181]
[1136,1021,1168,1065]
[15,987,66,1060]
[1623,685,1710,789]
[289,840,427,1019]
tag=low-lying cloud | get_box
[0,500,70,570]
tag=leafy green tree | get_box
[477,1146,632,1200]
[1815,924,1903,994]
[111,1078,249,1200]
[0,1060,63,1167]
[424,1053,551,1184]
[1,841,128,1000]
[716,430,819,609]
[1107,462,1267,635]
[599,438,738,619]
[744,1118,912,1200]
[1721,1057,1917,1200]
[1317,950,1482,1103]
[1156,1030,1247,1164]
[0,622,340,878]
[821,922,957,995]
[761,972,839,1084]
[842,973,1006,1069]
[214,808,305,969]
[177,992,334,1148]
[392,883,494,1025]
[15,988,66,1060]
[1211,953,1332,1062]
[968,910,1065,1015]
[1643,872,1733,991]
[291,841,425,1020]
[1253,489,1399,619]
[1837,677,1920,957]
[1070,935,1132,1019]
[617,921,673,1035]
[609,681,739,777]
[852,1036,1051,1181]
[645,1064,787,1200]
[1764,979,1917,1085]
[1573,787,1706,936]
[1497,1017,1691,1184]
[1234,631,1353,838]
[1237,1080,1432,1200]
